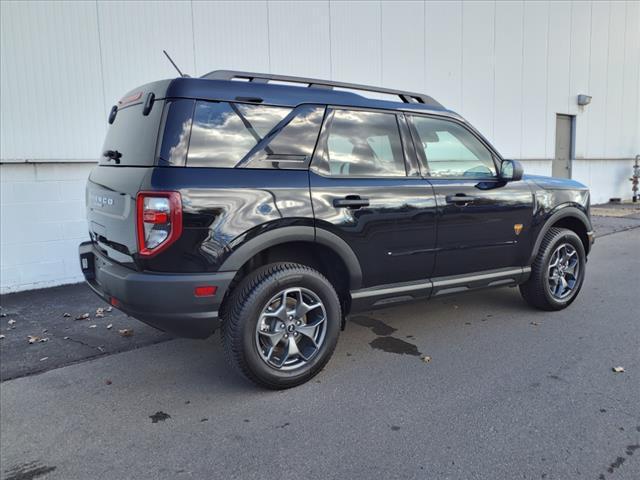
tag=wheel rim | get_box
[547,243,580,300]
[255,287,327,371]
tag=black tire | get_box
[520,227,586,311]
[221,263,341,389]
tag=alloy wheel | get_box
[547,243,580,300]
[255,288,327,371]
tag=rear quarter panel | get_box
[141,167,314,273]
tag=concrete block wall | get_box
[1,163,93,293]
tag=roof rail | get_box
[201,70,443,108]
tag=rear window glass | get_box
[157,99,195,167]
[187,101,291,168]
[324,109,406,177]
[240,105,325,168]
[100,102,163,166]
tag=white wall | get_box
[1,0,639,293]
[0,163,94,292]
[2,0,639,162]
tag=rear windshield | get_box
[100,101,164,166]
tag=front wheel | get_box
[520,227,586,311]
[221,263,341,389]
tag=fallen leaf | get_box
[422,355,432,363]
[8,319,16,325]
[149,411,171,423]
[612,366,625,373]
[40,357,48,362]
[39,337,49,343]
[27,335,40,344]
[106,324,113,330]
[75,313,90,321]
[63,313,71,318]
[118,328,134,337]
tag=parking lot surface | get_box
[1,223,639,480]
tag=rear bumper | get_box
[78,241,235,339]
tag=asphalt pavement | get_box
[1,215,639,480]
[0,284,171,381]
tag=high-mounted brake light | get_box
[118,91,142,106]
[136,191,182,257]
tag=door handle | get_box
[445,194,477,205]
[333,196,370,209]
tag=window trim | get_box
[310,105,413,179]
[406,113,502,180]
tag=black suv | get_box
[79,71,594,388]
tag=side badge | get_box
[514,224,523,235]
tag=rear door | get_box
[310,107,437,288]
[407,114,534,277]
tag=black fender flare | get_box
[528,206,592,264]
[219,226,363,289]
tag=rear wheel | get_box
[221,263,341,389]
[520,227,586,311]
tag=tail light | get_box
[136,191,182,257]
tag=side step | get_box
[350,267,530,312]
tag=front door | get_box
[310,107,437,288]
[553,114,573,178]
[407,114,535,277]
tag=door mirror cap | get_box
[500,160,524,182]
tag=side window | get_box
[240,105,325,168]
[324,109,406,177]
[409,116,496,178]
[158,99,195,167]
[187,101,291,168]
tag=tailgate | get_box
[87,166,151,266]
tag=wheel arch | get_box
[528,206,592,264]
[219,226,363,294]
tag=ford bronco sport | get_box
[79,71,594,388]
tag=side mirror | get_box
[500,159,524,182]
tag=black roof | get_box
[157,70,452,115]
